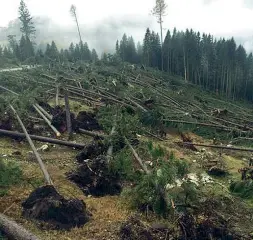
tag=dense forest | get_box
[1,0,253,103]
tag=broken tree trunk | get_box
[33,104,61,137]
[0,85,19,96]
[64,89,73,139]
[106,125,116,163]
[35,103,53,120]
[126,98,148,112]
[79,128,107,139]
[180,142,253,152]
[56,84,59,106]
[0,213,40,240]
[0,129,85,149]
[124,136,150,174]
[10,105,53,185]
[164,119,235,132]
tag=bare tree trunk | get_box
[0,213,40,240]
[160,17,164,71]
[124,136,150,174]
[64,89,72,139]
[10,105,53,185]
[34,103,53,120]
[0,129,85,149]
[56,84,59,106]
[33,105,61,137]
[183,47,187,81]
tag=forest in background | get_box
[1,0,253,103]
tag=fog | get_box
[0,0,253,54]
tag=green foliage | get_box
[230,180,253,199]
[0,157,23,196]
[109,149,137,181]
[123,144,189,216]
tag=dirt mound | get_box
[22,185,91,230]
[119,216,168,240]
[76,111,102,131]
[51,107,77,133]
[0,113,13,130]
[76,140,107,162]
[68,155,121,197]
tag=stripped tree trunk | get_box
[0,213,40,240]
[64,89,72,139]
[10,105,53,185]
[33,105,61,137]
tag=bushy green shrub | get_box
[0,157,23,196]
[122,144,190,217]
[230,180,253,199]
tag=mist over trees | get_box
[0,0,253,103]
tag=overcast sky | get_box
[0,0,253,51]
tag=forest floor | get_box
[0,125,251,239]
[1,63,253,239]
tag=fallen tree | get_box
[180,142,253,152]
[0,129,85,149]
[0,213,40,240]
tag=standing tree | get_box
[19,0,36,39]
[70,5,82,43]
[19,0,35,61]
[151,0,167,71]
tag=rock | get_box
[37,144,49,152]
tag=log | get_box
[0,85,19,96]
[10,105,53,185]
[0,129,85,149]
[180,142,253,152]
[56,84,59,106]
[35,104,53,120]
[126,98,148,112]
[64,89,73,139]
[163,119,234,131]
[0,213,40,240]
[33,105,61,137]
[79,128,107,139]
[124,136,150,174]
[106,125,116,163]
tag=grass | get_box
[0,157,23,196]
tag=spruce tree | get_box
[91,49,98,62]
[19,0,36,39]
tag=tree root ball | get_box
[22,185,91,230]
[119,216,168,240]
[68,155,122,197]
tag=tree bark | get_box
[64,89,73,139]
[33,105,61,137]
[0,129,85,149]
[0,213,40,240]
[9,105,53,185]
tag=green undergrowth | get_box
[230,180,253,199]
[0,157,23,196]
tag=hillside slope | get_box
[0,62,253,239]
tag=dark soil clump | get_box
[76,111,102,131]
[22,185,91,230]
[76,140,107,162]
[119,216,168,240]
[51,108,77,133]
[0,113,13,130]
[68,155,122,197]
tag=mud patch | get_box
[22,185,91,230]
